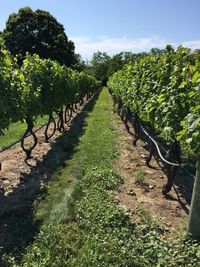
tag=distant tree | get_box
[88,51,111,85]
[108,51,151,76]
[165,44,175,53]
[108,53,124,77]
[151,46,174,55]
[72,54,87,72]
[3,7,76,66]
[86,50,155,84]
[122,51,148,62]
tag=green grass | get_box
[0,115,49,149]
[2,88,200,267]
[1,88,117,265]
[35,88,117,222]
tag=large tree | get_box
[3,7,76,66]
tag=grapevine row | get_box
[0,37,100,159]
[108,45,200,159]
[108,45,200,194]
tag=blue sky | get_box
[0,0,200,59]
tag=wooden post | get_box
[188,157,200,240]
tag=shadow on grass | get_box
[0,92,99,263]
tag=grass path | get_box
[35,87,117,222]
[3,88,200,267]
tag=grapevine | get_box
[0,41,100,159]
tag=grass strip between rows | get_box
[3,88,200,266]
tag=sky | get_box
[0,0,200,60]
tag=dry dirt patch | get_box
[0,97,93,212]
[112,115,192,234]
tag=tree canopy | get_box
[89,52,111,85]
[85,51,150,84]
[2,7,76,66]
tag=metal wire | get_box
[134,117,196,179]
[138,121,180,166]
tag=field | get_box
[0,88,199,266]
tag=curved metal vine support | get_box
[56,109,65,132]
[21,116,38,159]
[71,104,76,113]
[79,98,84,106]
[74,102,78,110]
[44,113,56,142]
[64,106,72,124]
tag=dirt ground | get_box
[0,97,195,235]
[112,113,194,234]
[0,94,103,253]
[0,97,94,215]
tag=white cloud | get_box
[181,40,200,50]
[71,35,168,59]
[70,35,200,60]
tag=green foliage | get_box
[20,53,74,116]
[107,53,124,77]
[108,45,200,158]
[0,37,22,134]
[86,51,149,85]
[13,167,200,267]
[3,7,76,66]
[81,167,123,190]
[0,46,99,135]
[177,77,200,156]
[72,53,87,72]
[87,51,111,85]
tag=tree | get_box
[108,53,124,77]
[3,7,76,66]
[86,51,155,85]
[72,54,87,72]
[88,51,111,85]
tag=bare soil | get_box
[112,114,194,234]
[0,95,100,253]
[0,97,93,214]
[0,95,194,248]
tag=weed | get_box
[135,170,146,185]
